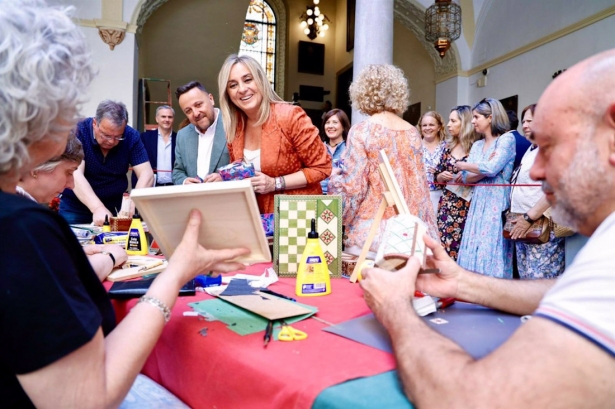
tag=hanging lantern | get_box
[424,0,461,58]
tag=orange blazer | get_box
[228,103,331,214]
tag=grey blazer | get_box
[172,114,230,185]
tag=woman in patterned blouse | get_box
[418,111,447,214]
[329,64,438,258]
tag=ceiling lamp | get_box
[300,0,330,40]
[424,0,461,58]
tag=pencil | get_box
[264,320,273,348]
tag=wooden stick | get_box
[349,197,388,283]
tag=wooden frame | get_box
[130,179,271,264]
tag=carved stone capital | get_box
[98,28,125,50]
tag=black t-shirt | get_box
[0,191,116,407]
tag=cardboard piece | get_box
[206,287,314,321]
[129,179,271,264]
[106,255,168,282]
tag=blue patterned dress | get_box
[457,132,515,278]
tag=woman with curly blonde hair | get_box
[329,64,438,257]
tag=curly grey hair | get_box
[0,0,94,175]
[350,64,410,116]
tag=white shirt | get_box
[243,148,261,172]
[196,108,220,179]
[156,130,173,184]
[535,211,615,356]
[510,146,543,214]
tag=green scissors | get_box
[278,321,308,342]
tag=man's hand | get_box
[359,258,422,330]
[92,206,113,226]
[417,234,463,298]
[168,209,250,283]
[183,177,202,184]
[202,173,222,182]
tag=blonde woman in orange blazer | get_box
[218,54,331,214]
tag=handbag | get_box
[543,208,576,238]
[502,210,550,244]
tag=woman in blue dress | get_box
[455,98,515,278]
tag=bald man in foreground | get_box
[360,49,615,407]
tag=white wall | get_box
[473,0,615,66]
[467,13,615,113]
[80,28,138,126]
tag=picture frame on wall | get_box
[346,0,356,52]
[298,41,325,75]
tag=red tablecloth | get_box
[108,263,397,408]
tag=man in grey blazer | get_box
[173,81,230,185]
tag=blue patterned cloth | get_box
[516,231,565,279]
[457,133,515,278]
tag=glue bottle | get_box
[102,214,111,233]
[296,218,331,297]
[125,213,148,255]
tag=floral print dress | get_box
[434,149,470,261]
[457,133,516,278]
[329,120,438,254]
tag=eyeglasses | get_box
[96,124,124,141]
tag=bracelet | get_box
[137,296,171,323]
[101,251,115,267]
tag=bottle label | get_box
[301,283,327,294]
[127,229,142,251]
[306,256,322,264]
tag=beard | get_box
[543,138,609,231]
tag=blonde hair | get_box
[349,64,410,116]
[417,111,446,143]
[448,105,479,154]
[218,54,285,143]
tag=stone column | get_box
[352,0,394,125]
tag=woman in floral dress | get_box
[329,64,438,258]
[434,105,479,260]
[455,98,516,278]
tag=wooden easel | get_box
[349,150,410,282]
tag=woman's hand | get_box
[510,216,532,239]
[437,171,454,183]
[251,171,276,194]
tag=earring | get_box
[31,172,37,179]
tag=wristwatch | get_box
[101,251,116,267]
[275,177,283,191]
[522,213,535,224]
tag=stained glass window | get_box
[239,0,276,89]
